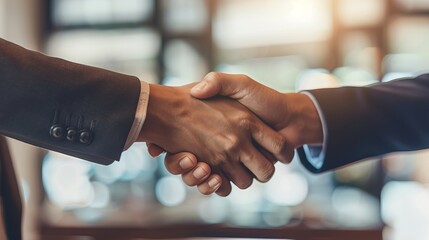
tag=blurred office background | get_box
[2,0,429,239]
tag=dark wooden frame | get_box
[39,224,382,240]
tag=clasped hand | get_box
[142,73,323,196]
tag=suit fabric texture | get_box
[0,38,143,239]
[0,38,141,165]
[298,74,429,173]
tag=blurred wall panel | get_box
[46,29,161,83]
[52,0,153,27]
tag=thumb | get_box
[190,72,247,100]
[190,81,218,99]
[191,72,286,127]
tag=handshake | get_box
[138,72,323,196]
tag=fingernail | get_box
[179,157,193,170]
[208,177,220,189]
[193,167,207,179]
[191,81,208,93]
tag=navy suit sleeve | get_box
[298,74,429,173]
[0,38,140,165]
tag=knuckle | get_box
[236,178,253,190]
[204,72,221,82]
[213,152,229,166]
[258,164,275,182]
[283,149,295,164]
[236,113,253,129]
[223,135,240,154]
[237,74,255,88]
[237,74,250,82]
[273,136,288,155]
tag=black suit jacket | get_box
[0,38,142,240]
[0,38,141,165]
[298,74,429,173]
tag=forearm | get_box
[138,84,187,146]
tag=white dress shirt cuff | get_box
[300,91,328,169]
[124,81,150,150]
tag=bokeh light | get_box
[155,176,187,207]
[265,169,309,207]
[43,152,94,209]
[382,181,429,240]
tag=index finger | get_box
[251,121,294,164]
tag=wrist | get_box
[284,93,323,147]
[138,84,186,144]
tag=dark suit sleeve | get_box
[298,74,429,173]
[0,38,141,165]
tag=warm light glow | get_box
[338,0,385,27]
[389,17,429,56]
[296,70,340,91]
[214,0,332,49]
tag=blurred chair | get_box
[0,136,23,240]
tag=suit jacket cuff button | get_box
[66,128,78,142]
[79,130,92,145]
[50,125,65,140]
